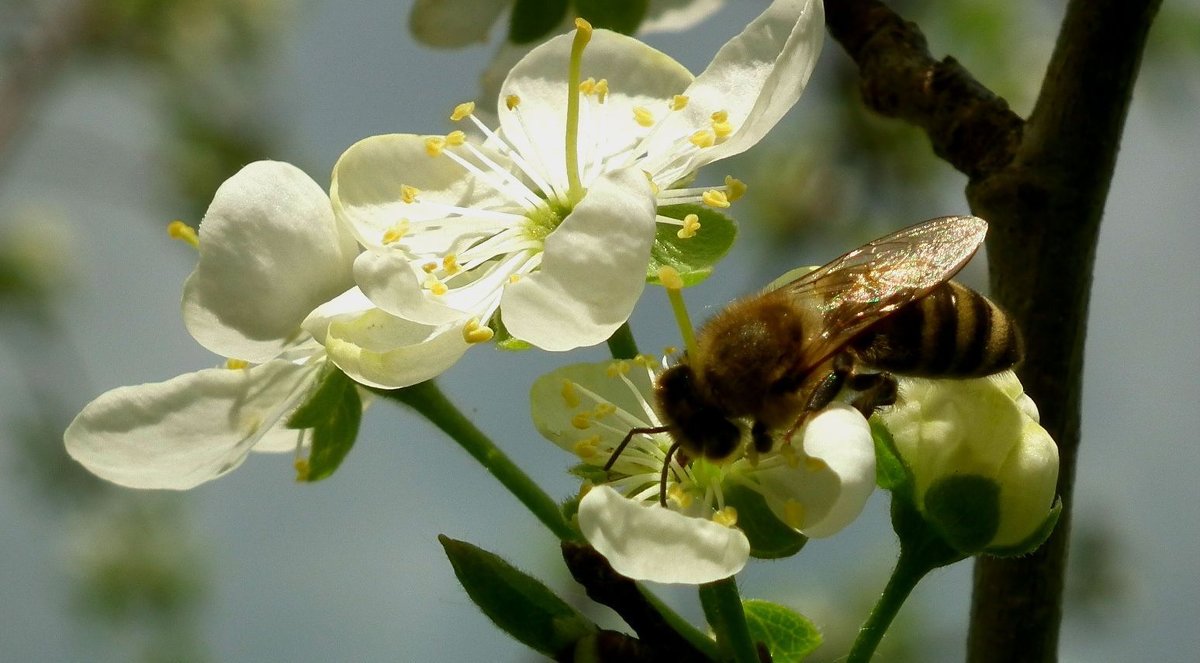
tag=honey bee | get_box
[606,216,1023,504]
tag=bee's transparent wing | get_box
[780,215,988,370]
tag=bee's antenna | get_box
[659,439,685,507]
[603,425,669,472]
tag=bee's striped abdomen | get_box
[852,281,1022,377]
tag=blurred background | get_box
[1,0,1197,660]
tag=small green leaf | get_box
[575,0,649,35]
[723,483,806,559]
[648,204,738,287]
[510,0,569,44]
[924,474,1000,554]
[742,599,822,662]
[440,536,596,657]
[288,368,361,482]
[869,418,911,495]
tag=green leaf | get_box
[869,418,911,495]
[648,204,738,287]
[440,536,596,658]
[923,474,1000,554]
[510,0,569,44]
[742,599,822,662]
[723,483,806,560]
[575,0,649,35]
[287,368,362,482]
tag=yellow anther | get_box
[450,101,475,121]
[711,111,733,139]
[663,345,679,357]
[783,499,807,529]
[401,185,420,203]
[593,402,617,418]
[804,456,829,473]
[294,458,311,482]
[579,77,596,95]
[508,274,521,284]
[677,213,701,239]
[642,170,660,194]
[702,189,731,208]
[571,412,593,430]
[561,379,582,408]
[633,106,655,128]
[442,253,461,275]
[712,506,739,528]
[462,317,494,344]
[422,261,439,273]
[632,353,656,367]
[446,130,466,147]
[668,484,693,509]
[671,95,689,111]
[593,78,609,102]
[382,220,411,245]
[167,220,199,248]
[657,266,684,291]
[505,95,521,110]
[689,129,716,149]
[225,358,249,370]
[424,136,446,157]
[424,274,448,296]
[605,360,630,378]
[724,176,748,202]
[574,17,593,34]
[710,110,729,123]
[573,435,601,460]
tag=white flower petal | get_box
[354,250,467,325]
[579,485,750,584]
[331,134,514,250]
[502,167,656,350]
[754,403,875,538]
[499,30,694,192]
[182,161,356,363]
[409,0,508,47]
[64,361,318,490]
[323,309,472,389]
[651,0,824,170]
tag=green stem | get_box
[846,550,930,663]
[606,322,639,360]
[380,381,578,542]
[699,578,758,663]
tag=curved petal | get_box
[648,0,824,170]
[409,0,508,48]
[354,250,467,325]
[182,162,357,363]
[323,309,472,389]
[579,485,749,584]
[331,134,516,250]
[64,360,318,489]
[753,403,875,538]
[498,30,694,192]
[502,167,656,350]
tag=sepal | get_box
[722,483,807,560]
[287,367,362,482]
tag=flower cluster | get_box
[66,0,826,488]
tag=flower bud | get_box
[875,371,1059,553]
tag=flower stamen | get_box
[167,220,199,248]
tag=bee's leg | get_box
[659,439,686,507]
[604,425,671,471]
[847,372,898,417]
[802,352,854,413]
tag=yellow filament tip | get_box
[167,220,199,248]
[571,412,593,430]
[702,189,731,208]
[442,253,461,275]
[573,435,601,460]
[658,266,684,291]
[671,95,689,111]
[462,317,494,344]
[294,458,311,482]
[424,136,446,157]
[712,506,739,528]
[593,402,616,418]
[689,129,716,149]
[505,95,521,110]
[676,213,701,239]
[579,77,596,95]
[225,358,249,370]
[450,101,475,121]
[446,130,466,147]
[574,17,593,34]
[400,185,419,203]
[724,176,748,201]
[593,78,608,102]
[668,484,693,508]
[633,106,655,128]
[605,360,630,378]
[561,379,581,408]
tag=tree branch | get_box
[825,0,1161,660]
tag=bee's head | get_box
[655,364,742,461]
